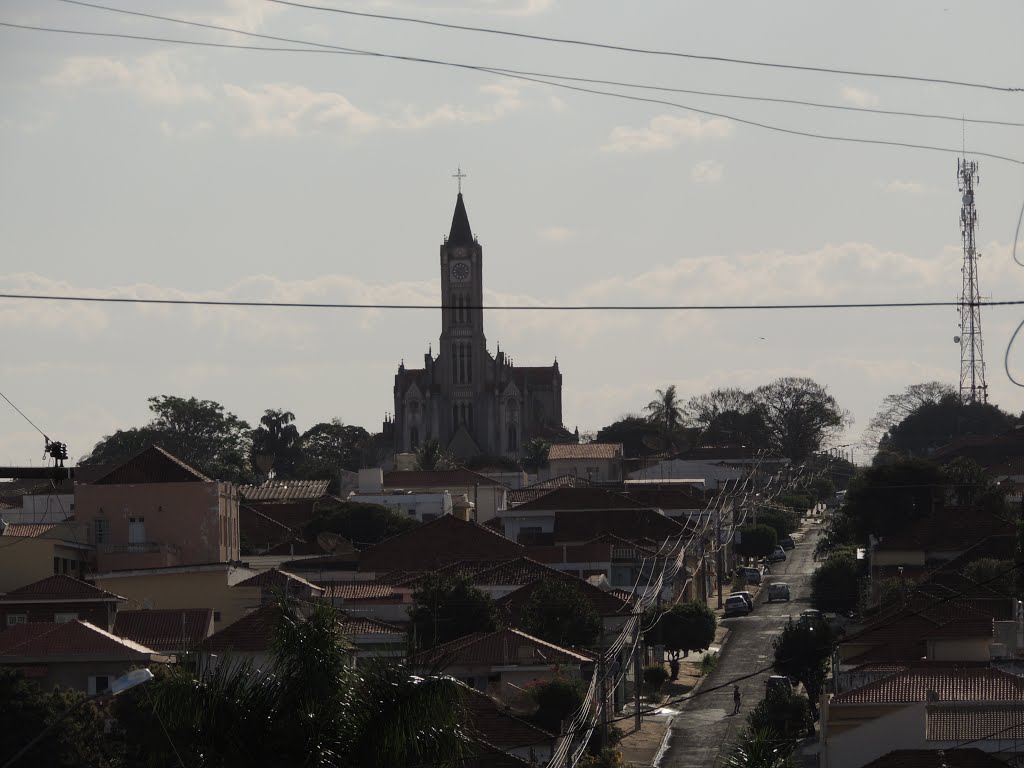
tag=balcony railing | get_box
[102,542,180,555]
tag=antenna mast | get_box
[956,157,988,404]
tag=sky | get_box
[1,0,1023,468]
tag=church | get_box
[390,190,574,460]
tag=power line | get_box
[1,293,1023,311]
[27,6,1024,165]
[0,390,49,440]
[264,0,1024,94]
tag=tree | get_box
[734,524,778,559]
[811,552,861,613]
[862,382,955,453]
[773,619,833,718]
[843,458,945,545]
[962,558,1017,597]
[297,420,370,477]
[78,426,160,466]
[251,408,301,479]
[135,598,468,768]
[408,574,498,651]
[747,687,812,741]
[725,728,797,768]
[649,600,717,659]
[751,378,848,464]
[528,674,584,733]
[595,415,660,458]
[645,385,684,433]
[304,500,418,545]
[881,395,1017,457]
[771,493,813,516]
[521,438,550,474]
[683,388,755,430]
[0,669,114,767]
[756,509,799,540]
[520,578,602,648]
[415,439,456,471]
[702,409,772,450]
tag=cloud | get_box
[393,83,524,130]
[691,160,723,183]
[883,179,932,195]
[539,226,575,242]
[602,115,734,153]
[159,120,214,139]
[45,52,212,105]
[223,83,380,137]
[841,86,880,107]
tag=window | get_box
[94,518,110,545]
[53,556,60,575]
[6,614,27,626]
[55,612,78,624]
[128,517,146,551]
[88,676,110,696]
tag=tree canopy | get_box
[735,524,778,559]
[304,500,418,546]
[648,600,717,658]
[251,408,301,479]
[408,574,498,651]
[415,439,456,471]
[519,578,602,648]
[810,551,861,613]
[842,457,945,544]
[880,394,1018,457]
[298,420,370,476]
[595,415,659,458]
[751,378,847,464]
[862,381,954,452]
[645,385,685,434]
[773,619,833,717]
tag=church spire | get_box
[448,193,473,245]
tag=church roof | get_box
[448,193,474,245]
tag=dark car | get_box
[766,546,787,563]
[779,535,796,550]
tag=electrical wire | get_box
[1004,194,1024,388]
[0,389,50,441]
[1,293,1023,311]
[264,0,1024,94]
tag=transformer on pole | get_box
[956,158,988,404]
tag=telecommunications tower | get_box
[956,158,988,403]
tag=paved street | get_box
[660,525,820,768]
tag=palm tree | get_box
[136,598,469,768]
[252,409,301,478]
[415,439,455,471]
[645,385,684,433]
[521,438,550,474]
[725,728,797,768]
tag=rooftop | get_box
[547,443,623,461]
[0,575,124,603]
[233,568,324,594]
[860,749,1010,768]
[358,515,524,573]
[832,668,1024,705]
[511,487,644,513]
[0,619,161,659]
[926,703,1024,742]
[0,522,58,538]
[237,480,332,502]
[413,626,593,669]
[113,608,213,653]
[92,445,211,485]
[382,468,505,489]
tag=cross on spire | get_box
[452,166,467,194]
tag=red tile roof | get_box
[0,575,124,603]
[237,480,332,502]
[553,508,685,544]
[233,568,324,594]
[113,608,213,652]
[926,703,1024,742]
[200,604,276,653]
[512,487,643,513]
[413,627,594,668]
[0,620,160,659]
[382,468,506,488]
[469,558,567,587]
[860,749,1010,768]
[548,443,623,461]
[358,515,525,573]
[464,688,555,748]
[321,581,405,600]
[495,575,631,619]
[337,615,405,636]
[0,523,58,538]
[833,668,1024,704]
[93,445,210,484]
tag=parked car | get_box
[766,546,787,563]
[779,534,796,550]
[767,582,791,602]
[724,594,752,617]
[736,566,762,585]
[799,609,823,622]
[766,675,792,695]
[730,591,755,612]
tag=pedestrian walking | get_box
[733,685,741,715]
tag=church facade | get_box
[391,192,573,460]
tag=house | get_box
[411,626,594,702]
[507,474,595,507]
[231,568,325,603]
[857,749,1011,768]
[113,608,214,654]
[320,581,414,624]
[463,687,556,765]
[93,562,259,630]
[237,479,336,534]
[545,443,623,483]
[75,446,240,572]
[0,520,92,592]
[0,619,170,694]
[0,575,124,631]
[350,489,455,523]
[497,486,646,545]
[336,613,407,661]
[369,468,509,523]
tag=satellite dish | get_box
[953,336,961,344]
[317,531,340,554]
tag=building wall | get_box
[352,491,453,523]
[76,481,239,570]
[0,533,90,593]
[379,482,506,523]
[1,659,160,694]
[3,494,75,524]
[822,702,925,768]
[0,601,115,631]
[927,637,991,662]
[547,458,621,483]
[94,566,258,629]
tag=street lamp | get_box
[2,668,155,768]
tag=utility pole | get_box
[716,508,724,609]
[634,632,643,731]
[956,157,988,403]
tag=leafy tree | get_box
[135,598,468,768]
[82,395,252,482]
[648,600,717,659]
[734,524,778,559]
[521,438,550,473]
[811,552,861,613]
[297,420,370,476]
[806,476,836,503]
[415,439,456,470]
[725,728,797,768]
[528,674,584,733]
[880,394,1017,457]
[645,385,684,433]
[813,508,857,561]
[862,382,955,453]
[703,409,772,450]
[941,457,998,507]
[0,669,114,767]
[643,664,669,692]
[751,378,848,464]
[304,500,418,546]
[962,557,1017,597]
[251,408,301,479]
[683,388,755,430]
[756,509,798,540]
[773,619,833,718]
[771,493,813,515]
[595,415,661,458]
[408,574,498,651]
[747,687,812,741]
[520,578,602,648]
[843,458,945,544]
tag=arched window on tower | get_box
[506,399,519,452]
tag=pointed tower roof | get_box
[448,193,474,245]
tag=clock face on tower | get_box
[450,261,470,282]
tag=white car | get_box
[767,582,791,602]
[724,594,752,617]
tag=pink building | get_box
[76,446,240,572]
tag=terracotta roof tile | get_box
[337,615,405,636]
[861,749,1010,768]
[548,443,622,461]
[833,668,1024,704]
[553,508,684,544]
[413,627,594,668]
[233,568,324,594]
[507,475,594,506]
[93,445,210,484]
[469,558,567,586]
[200,604,276,653]
[382,468,505,488]
[464,688,555,748]
[0,575,124,603]
[495,575,631,619]
[512,487,643,513]
[926,703,1024,742]
[237,480,332,502]
[321,581,405,600]
[0,620,159,658]
[0,523,58,538]
[358,515,524,573]
[113,608,213,653]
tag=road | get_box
[659,524,819,768]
